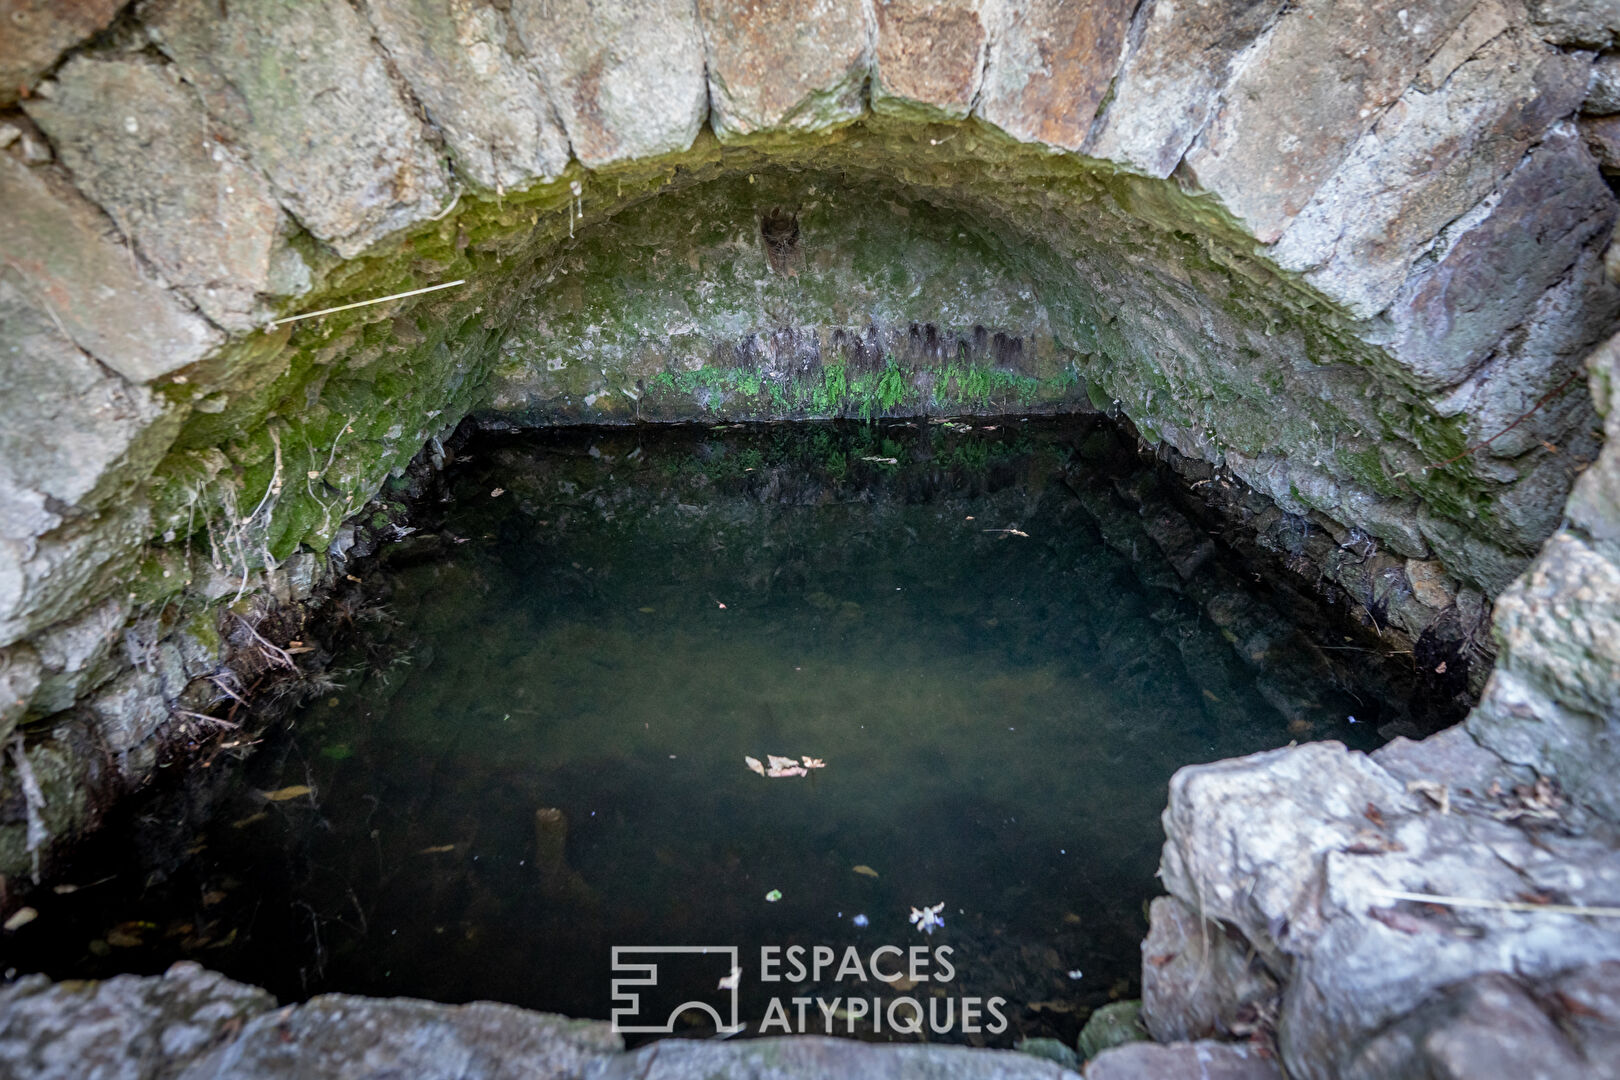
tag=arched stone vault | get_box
[1,0,1618,927]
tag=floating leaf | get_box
[853,865,879,878]
[3,907,37,932]
[106,921,152,947]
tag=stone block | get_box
[1085,0,1281,178]
[1083,1041,1282,1080]
[698,0,869,139]
[0,963,276,1080]
[26,55,290,331]
[1386,130,1616,391]
[1587,53,1620,115]
[1182,0,1475,243]
[0,275,179,543]
[1140,896,1278,1043]
[1341,972,1590,1080]
[1077,1000,1145,1059]
[176,993,622,1079]
[1370,723,1512,793]
[1415,508,1531,596]
[0,499,152,648]
[1431,245,1618,472]
[144,0,453,258]
[1568,331,1620,541]
[1159,741,1417,968]
[1530,0,1620,47]
[0,0,122,106]
[871,0,990,121]
[510,0,707,166]
[1273,31,1589,319]
[1584,113,1620,169]
[30,596,130,714]
[590,1036,1081,1078]
[0,151,219,383]
[1468,532,1620,819]
[366,0,572,192]
[976,0,1136,152]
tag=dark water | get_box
[7,419,1405,1047]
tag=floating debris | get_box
[743,753,815,779]
[910,902,945,935]
[106,920,154,947]
[860,456,899,465]
[4,907,38,932]
[853,865,879,878]
[1067,969,1084,980]
[417,844,457,855]
[982,527,1030,538]
[258,785,313,802]
[718,966,742,991]
[490,487,505,497]
[852,914,869,928]
[765,889,783,903]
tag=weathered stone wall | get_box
[1,0,1617,897]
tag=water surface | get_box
[10,419,1399,1047]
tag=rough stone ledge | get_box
[0,962,1113,1080]
[1147,727,1620,1079]
[0,958,1304,1079]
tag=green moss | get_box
[125,106,1527,625]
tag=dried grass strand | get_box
[268,279,467,328]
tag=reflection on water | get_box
[9,418,1399,1048]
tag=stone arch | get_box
[1,0,1618,992]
